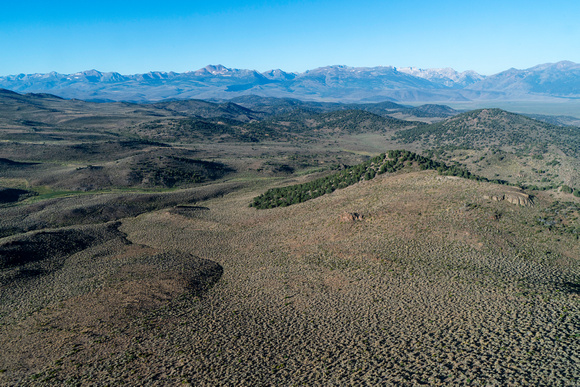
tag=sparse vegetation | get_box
[537,201,580,236]
[0,92,579,385]
[394,108,580,158]
[396,109,580,191]
[251,150,500,209]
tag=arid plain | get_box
[0,91,579,385]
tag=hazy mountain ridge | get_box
[397,67,485,88]
[469,61,580,96]
[1,61,579,103]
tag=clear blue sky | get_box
[2,0,579,76]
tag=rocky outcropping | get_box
[484,190,534,207]
[340,212,364,222]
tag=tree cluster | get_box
[251,150,493,209]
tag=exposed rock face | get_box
[483,190,534,207]
[505,192,534,206]
[340,212,364,222]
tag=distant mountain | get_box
[469,61,580,97]
[262,69,297,81]
[397,67,484,88]
[523,113,580,127]
[1,62,579,103]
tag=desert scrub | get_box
[393,109,580,158]
[536,201,580,236]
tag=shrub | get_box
[250,150,495,209]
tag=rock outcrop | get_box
[340,212,364,222]
[484,190,534,207]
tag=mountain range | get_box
[1,61,580,103]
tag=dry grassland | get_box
[1,170,577,385]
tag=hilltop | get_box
[395,108,580,190]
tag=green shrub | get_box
[251,150,495,209]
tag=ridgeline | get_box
[251,150,500,209]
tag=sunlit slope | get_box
[112,169,580,385]
[394,108,580,191]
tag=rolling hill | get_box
[0,91,579,385]
[394,108,580,190]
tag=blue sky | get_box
[2,0,579,76]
